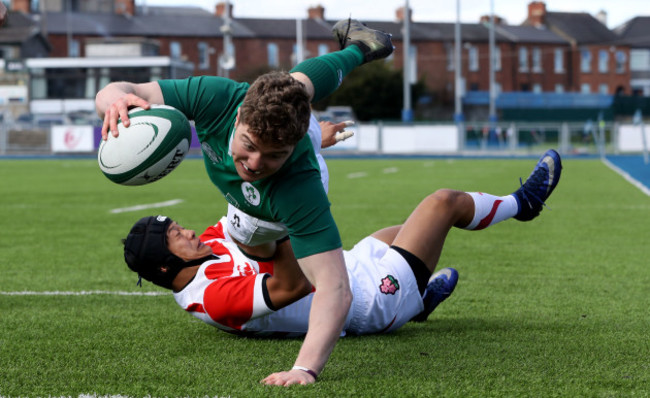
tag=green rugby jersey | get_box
[158,76,341,258]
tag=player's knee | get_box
[428,189,463,210]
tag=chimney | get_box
[527,1,547,26]
[216,2,234,18]
[11,0,31,13]
[595,10,607,26]
[115,0,135,16]
[480,14,505,25]
[396,6,412,22]
[308,5,324,20]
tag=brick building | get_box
[0,0,642,118]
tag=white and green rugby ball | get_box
[98,104,191,186]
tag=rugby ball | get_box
[98,105,191,186]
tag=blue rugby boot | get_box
[513,149,562,221]
[411,267,459,322]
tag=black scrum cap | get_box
[123,215,185,289]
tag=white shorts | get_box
[344,236,424,335]
[225,114,329,246]
[241,236,424,336]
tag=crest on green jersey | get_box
[241,182,261,206]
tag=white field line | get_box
[347,172,368,179]
[0,290,169,296]
[383,167,399,174]
[602,158,650,197]
[110,199,184,214]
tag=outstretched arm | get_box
[264,239,313,309]
[262,248,351,386]
[95,81,164,140]
[289,72,315,101]
[289,47,363,103]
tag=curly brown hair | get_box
[239,71,311,147]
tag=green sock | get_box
[290,46,364,102]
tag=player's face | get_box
[231,124,294,182]
[166,222,212,261]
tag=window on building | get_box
[446,43,454,71]
[533,83,542,93]
[29,67,159,100]
[69,39,80,57]
[598,50,609,73]
[30,68,46,99]
[532,47,542,72]
[468,45,479,71]
[554,48,564,73]
[225,41,235,67]
[198,42,210,70]
[84,69,96,98]
[291,44,303,66]
[318,44,329,56]
[520,83,530,92]
[45,68,87,99]
[519,47,528,72]
[630,49,650,71]
[615,51,627,73]
[170,42,182,60]
[580,48,592,73]
[99,68,110,92]
[0,45,18,58]
[599,84,608,94]
[267,43,279,68]
[555,84,564,93]
[581,83,591,93]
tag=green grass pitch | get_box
[0,156,648,397]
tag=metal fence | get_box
[0,123,52,155]
[461,121,612,156]
[1,119,648,159]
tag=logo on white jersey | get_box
[241,182,260,206]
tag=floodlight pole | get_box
[219,1,233,79]
[454,0,465,150]
[402,0,413,122]
[296,18,304,64]
[454,0,463,123]
[488,0,497,127]
[66,0,73,56]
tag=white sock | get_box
[464,192,519,230]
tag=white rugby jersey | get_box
[173,219,278,333]
[174,218,423,337]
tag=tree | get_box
[314,61,427,122]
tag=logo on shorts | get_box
[379,275,400,295]
[241,182,261,206]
